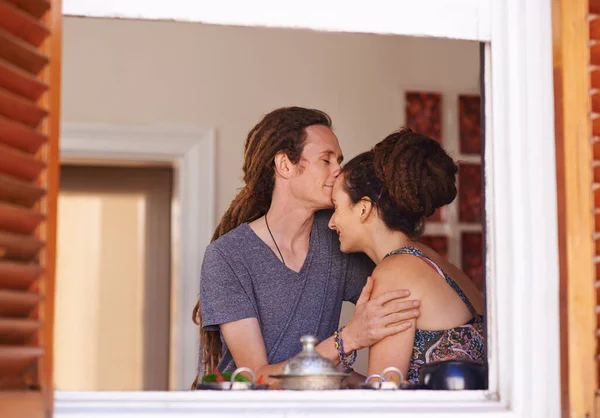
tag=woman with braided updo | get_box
[194,107,421,388]
[328,128,485,384]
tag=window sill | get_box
[55,390,506,417]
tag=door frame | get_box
[58,123,216,390]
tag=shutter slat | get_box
[0,142,46,181]
[0,58,48,101]
[0,202,45,235]
[594,137,600,160]
[0,318,42,344]
[0,27,48,75]
[5,0,50,20]
[0,115,47,154]
[0,261,43,290]
[0,172,45,208]
[593,92,600,113]
[591,15,600,40]
[0,87,47,128]
[0,1,50,47]
[592,66,600,90]
[592,41,600,66]
[0,289,41,317]
[0,230,43,262]
[0,346,44,388]
[593,111,600,136]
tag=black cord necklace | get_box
[265,213,285,266]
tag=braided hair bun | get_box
[341,128,458,237]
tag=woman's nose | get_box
[328,214,336,230]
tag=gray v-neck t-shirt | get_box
[199,209,375,373]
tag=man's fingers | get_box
[356,276,374,306]
[380,311,420,327]
[379,320,413,338]
[381,300,420,317]
[371,289,412,306]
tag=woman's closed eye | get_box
[322,159,330,164]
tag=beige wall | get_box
[55,167,172,390]
[61,17,480,218]
[56,192,146,390]
[61,17,480,377]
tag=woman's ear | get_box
[359,198,374,223]
[274,152,293,179]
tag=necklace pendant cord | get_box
[265,213,286,266]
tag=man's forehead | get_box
[303,125,342,155]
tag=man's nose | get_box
[332,163,341,177]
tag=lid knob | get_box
[300,335,317,351]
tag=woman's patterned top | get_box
[383,246,485,384]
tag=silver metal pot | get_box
[270,335,349,390]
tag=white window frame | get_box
[58,123,216,391]
[55,0,560,416]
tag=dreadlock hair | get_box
[341,128,458,239]
[191,107,333,387]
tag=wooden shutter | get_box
[553,0,598,416]
[0,0,61,416]
[592,2,600,416]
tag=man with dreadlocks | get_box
[193,107,420,386]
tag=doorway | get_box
[54,165,173,391]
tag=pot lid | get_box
[281,335,338,376]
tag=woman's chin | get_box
[339,240,351,253]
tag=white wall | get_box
[61,17,480,218]
[61,17,480,377]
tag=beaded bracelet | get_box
[334,326,357,372]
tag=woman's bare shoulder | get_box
[371,254,432,296]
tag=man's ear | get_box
[359,198,374,223]
[274,152,293,178]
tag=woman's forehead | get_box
[332,175,345,191]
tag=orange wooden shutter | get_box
[593,2,600,416]
[554,0,600,416]
[0,0,61,416]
